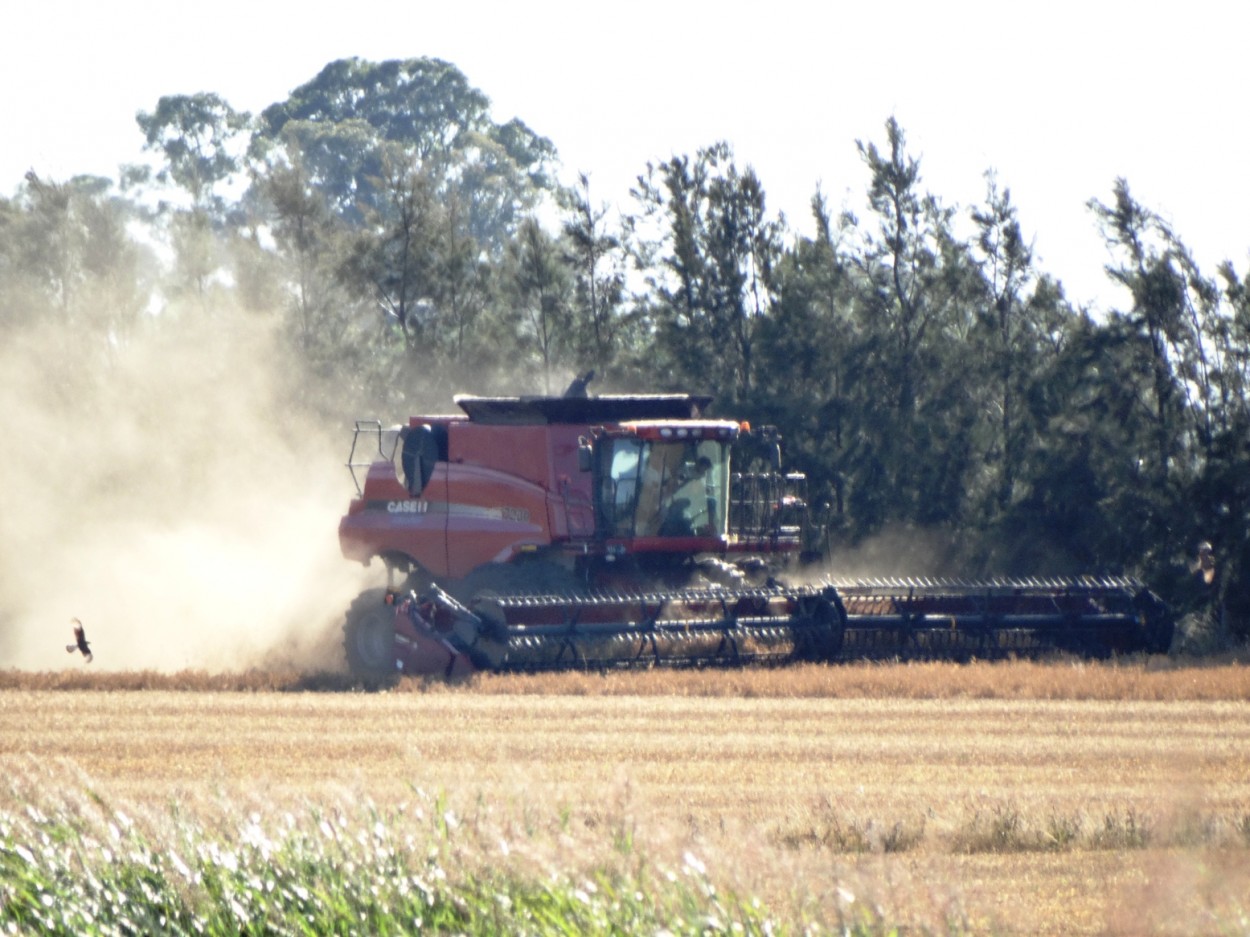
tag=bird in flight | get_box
[66,618,93,662]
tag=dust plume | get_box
[795,525,963,587]
[0,309,377,673]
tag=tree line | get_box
[2,57,1246,643]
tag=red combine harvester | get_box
[338,386,1173,678]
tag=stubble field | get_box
[2,659,1250,935]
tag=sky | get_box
[3,0,1247,312]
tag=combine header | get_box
[338,384,1173,678]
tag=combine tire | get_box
[343,588,397,679]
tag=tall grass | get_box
[0,768,903,937]
[6,780,1249,937]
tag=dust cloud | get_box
[793,525,961,588]
[0,309,379,673]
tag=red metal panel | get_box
[451,423,551,487]
[441,463,552,578]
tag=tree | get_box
[425,188,492,366]
[136,93,253,307]
[561,173,627,377]
[969,171,1039,512]
[255,57,557,250]
[758,190,858,525]
[136,93,250,214]
[852,117,952,421]
[262,157,352,350]
[841,118,970,529]
[1201,263,1250,634]
[1004,310,1168,574]
[1,172,147,338]
[339,156,441,342]
[14,171,76,315]
[504,217,573,391]
[1086,180,1217,578]
[631,142,783,399]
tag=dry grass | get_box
[3,680,1250,933]
[457,655,1250,701]
[4,654,1249,699]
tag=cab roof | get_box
[453,394,714,425]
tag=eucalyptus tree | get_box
[260,156,364,360]
[1,172,147,339]
[339,156,442,344]
[136,93,252,303]
[136,93,251,214]
[254,57,557,254]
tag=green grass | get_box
[0,788,905,937]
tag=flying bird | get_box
[66,618,93,662]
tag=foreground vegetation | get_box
[0,784,806,937]
[3,670,1250,933]
[3,762,1249,936]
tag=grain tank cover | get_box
[453,394,713,425]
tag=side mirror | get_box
[577,438,594,472]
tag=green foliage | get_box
[632,142,784,400]
[560,173,631,379]
[0,172,150,338]
[0,796,833,937]
[504,217,574,391]
[254,57,557,249]
[136,92,251,213]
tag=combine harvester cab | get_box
[337,389,1173,678]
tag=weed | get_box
[1043,810,1083,851]
[1090,809,1153,850]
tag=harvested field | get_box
[2,660,1250,934]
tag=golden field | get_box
[2,658,1249,935]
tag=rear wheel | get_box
[343,588,397,679]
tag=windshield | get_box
[598,438,729,538]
